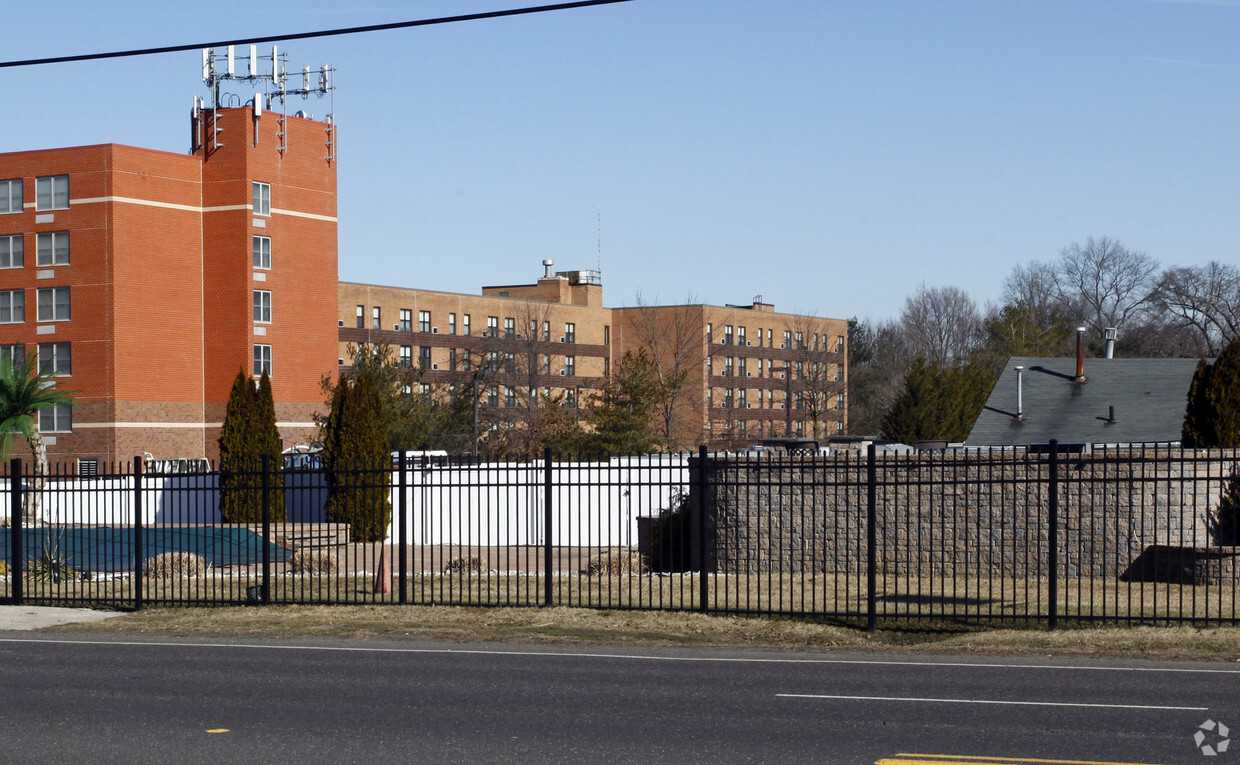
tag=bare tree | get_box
[1152,261,1240,356]
[898,284,984,366]
[1055,236,1158,340]
[624,294,705,451]
[788,315,846,440]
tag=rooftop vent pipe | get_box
[1015,365,1025,420]
[1104,327,1117,359]
[542,259,554,278]
[1075,326,1088,383]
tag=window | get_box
[0,180,20,214]
[542,321,550,342]
[355,305,364,329]
[449,348,457,371]
[738,358,747,377]
[724,325,733,345]
[398,309,412,332]
[254,344,272,376]
[783,330,792,349]
[419,346,431,368]
[463,314,471,336]
[253,290,272,323]
[36,175,68,211]
[739,389,748,408]
[565,356,575,376]
[738,326,746,346]
[604,325,610,346]
[706,324,713,341]
[36,287,69,322]
[35,231,69,266]
[542,354,551,375]
[252,181,271,216]
[0,234,21,268]
[486,316,498,337]
[529,319,538,339]
[372,306,381,330]
[253,236,271,269]
[487,386,498,407]
[565,323,576,343]
[795,331,804,350]
[503,352,515,373]
[418,310,431,333]
[399,346,412,368]
[725,357,734,377]
[836,335,845,353]
[0,290,22,323]
[449,313,457,335]
[505,386,515,408]
[0,344,24,368]
[37,342,69,376]
[504,317,515,338]
[566,388,577,409]
[39,403,71,433]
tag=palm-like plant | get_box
[0,355,75,525]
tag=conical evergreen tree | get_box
[1182,339,1240,449]
[1182,357,1214,448]
[219,369,260,523]
[322,370,392,542]
[255,371,286,521]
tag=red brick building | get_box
[0,106,338,469]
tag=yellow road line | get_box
[876,755,1169,765]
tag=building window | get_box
[725,357,734,377]
[253,236,271,269]
[795,331,804,350]
[504,317,515,338]
[738,358,747,378]
[529,319,538,339]
[254,344,272,376]
[0,344,25,368]
[0,234,21,269]
[399,345,412,368]
[35,231,69,266]
[542,321,550,342]
[449,313,457,335]
[253,290,272,323]
[35,175,68,211]
[706,323,713,342]
[372,306,381,330]
[39,403,71,433]
[503,352,515,373]
[0,290,23,324]
[252,181,271,216]
[783,330,792,349]
[418,310,431,333]
[397,309,412,332]
[355,305,364,329]
[565,356,575,376]
[463,314,471,336]
[836,335,845,353]
[564,323,576,343]
[0,179,21,214]
[505,386,516,408]
[724,325,733,345]
[37,342,70,376]
[835,394,845,411]
[36,287,69,322]
[487,386,499,407]
[566,388,577,409]
[543,354,551,375]
[420,346,431,368]
[486,316,498,337]
[604,325,610,346]
[738,326,747,347]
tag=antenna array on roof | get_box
[198,45,333,114]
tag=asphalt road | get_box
[0,634,1235,764]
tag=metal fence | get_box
[3,443,1239,629]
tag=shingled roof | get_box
[966,356,1203,446]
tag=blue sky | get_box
[4,1,1238,322]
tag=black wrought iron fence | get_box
[3,442,1238,628]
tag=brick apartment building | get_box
[0,102,845,466]
[0,105,338,469]
[340,263,848,450]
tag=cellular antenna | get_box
[596,205,602,280]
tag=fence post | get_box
[1047,438,1059,632]
[261,454,271,605]
[866,443,877,634]
[10,458,22,606]
[543,446,553,608]
[696,445,709,614]
[398,451,408,606]
[133,456,144,611]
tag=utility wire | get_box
[0,0,634,69]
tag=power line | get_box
[0,0,634,70]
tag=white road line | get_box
[2,636,1239,675]
[776,693,1208,711]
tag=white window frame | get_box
[565,322,576,343]
[35,175,68,211]
[372,306,381,330]
[37,342,70,377]
[253,236,271,269]
[0,179,21,214]
[39,403,71,433]
[0,290,23,324]
[0,234,23,269]
[419,310,431,333]
[252,181,271,216]
[253,290,272,324]
[35,231,69,267]
[36,287,69,322]
[254,344,273,376]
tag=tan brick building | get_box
[0,105,338,469]
[340,264,848,451]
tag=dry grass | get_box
[289,550,338,575]
[144,552,208,580]
[442,556,488,574]
[587,551,647,576]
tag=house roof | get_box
[966,356,1203,446]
